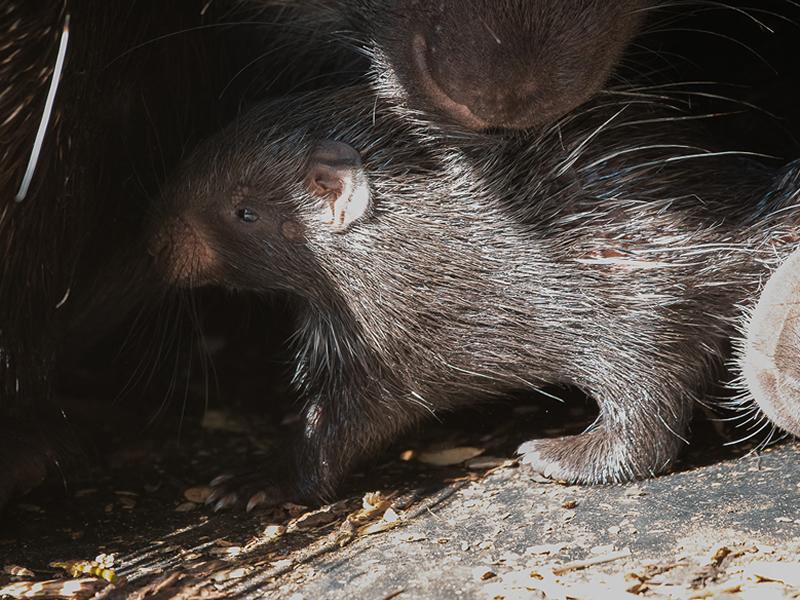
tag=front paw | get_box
[518,429,677,484]
[204,471,290,513]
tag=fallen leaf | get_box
[201,409,245,432]
[361,492,393,515]
[183,486,213,504]
[472,567,496,581]
[524,542,568,556]
[211,567,250,582]
[262,525,286,540]
[383,508,400,523]
[292,505,342,530]
[745,561,800,587]
[465,456,507,470]
[417,447,485,466]
[3,565,34,578]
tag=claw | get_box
[204,471,288,513]
[213,492,239,512]
[205,485,227,506]
[246,491,269,513]
[209,473,234,487]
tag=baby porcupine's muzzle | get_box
[149,215,219,287]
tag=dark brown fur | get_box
[151,85,800,507]
[0,0,354,508]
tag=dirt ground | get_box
[1,393,799,600]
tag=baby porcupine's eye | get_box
[236,207,260,223]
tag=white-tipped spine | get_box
[15,13,70,202]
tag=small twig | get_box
[552,548,632,576]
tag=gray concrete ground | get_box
[1,402,798,599]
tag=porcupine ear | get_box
[304,140,372,232]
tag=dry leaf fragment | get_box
[336,519,358,547]
[50,559,122,584]
[211,545,243,558]
[211,566,250,582]
[360,521,397,536]
[624,486,646,498]
[118,496,137,510]
[472,567,496,581]
[3,565,34,578]
[383,508,400,523]
[745,561,800,587]
[524,543,568,556]
[361,492,393,515]
[465,456,507,470]
[201,409,245,432]
[262,525,286,540]
[360,508,403,535]
[94,554,116,569]
[399,450,415,461]
[708,545,733,565]
[417,447,485,466]
[292,506,342,530]
[484,567,563,599]
[551,547,632,575]
[0,578,106,599]
[282,502,309,517]
[184,486,213,504]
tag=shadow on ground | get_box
[1,393,798,599]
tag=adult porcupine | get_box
[0,0,364,509]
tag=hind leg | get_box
[517,384,691,484]
[740,249,800,438]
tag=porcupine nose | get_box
[149,216,218,286]
[411,30,556,130]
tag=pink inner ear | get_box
[306,167,343,203]
[304,140,371,232]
